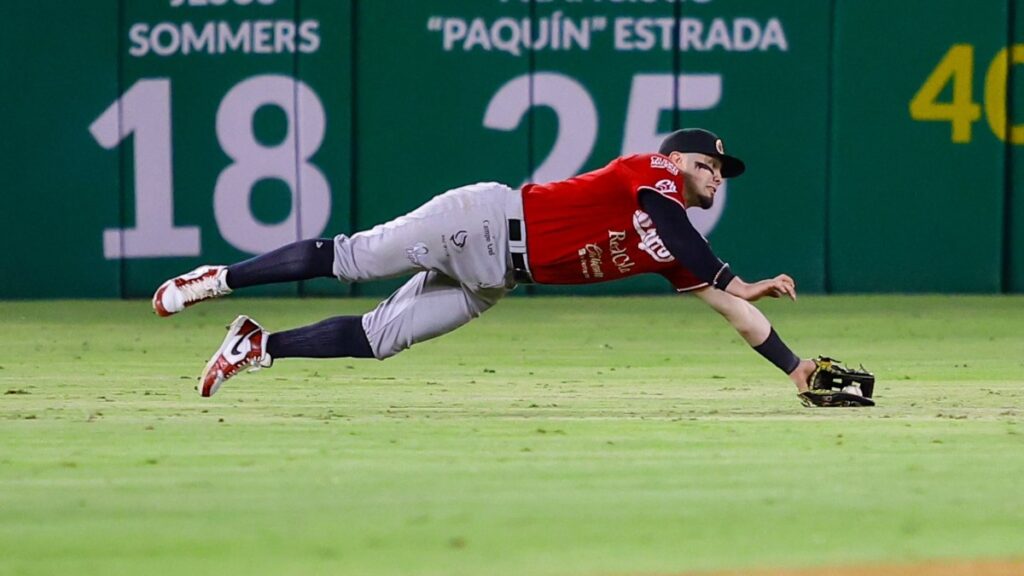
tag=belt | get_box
[507,218,534,284]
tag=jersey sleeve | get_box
[660,266,709,293]
[639,189,734,289]
[620,154,688,209]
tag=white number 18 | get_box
[90,75,330,259]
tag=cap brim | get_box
[718,154,745,178]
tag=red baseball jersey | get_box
[521,153,707,292]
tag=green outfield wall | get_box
[1,0,1021,298]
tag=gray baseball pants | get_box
[332,182,523,359]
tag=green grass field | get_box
[1,296,1022,576]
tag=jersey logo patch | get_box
[633,210,675,263]
[650,156,680,175]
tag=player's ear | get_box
[667,151,687,167]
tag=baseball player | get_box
[154,129,824,401]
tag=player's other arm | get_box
[638,190,814,390]
[637,190,796,302]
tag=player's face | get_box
[672,153,723,209]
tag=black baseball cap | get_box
[658,128,746,178]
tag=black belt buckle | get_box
[510,250,533,284]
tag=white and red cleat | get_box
[199,315,272,397]
[152,265,232,317]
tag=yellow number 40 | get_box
[909,44,981,143]
[910,43,1024,144]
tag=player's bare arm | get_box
[722,274,797,302]
[692,284,770,345]
[692,284,811,392]
[702,287,815,394]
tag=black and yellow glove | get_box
[798,356,876,407]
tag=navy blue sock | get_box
[226,239,335,289]
[753,328,801,374]
[266,316,374,359]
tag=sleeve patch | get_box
[654,179,677,193]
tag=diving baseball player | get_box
[153,128,874,406]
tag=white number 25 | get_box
[484,72,726,236]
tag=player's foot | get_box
[199,315,272,397]
[152,265,232,317]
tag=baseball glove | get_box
[798,356,876,407]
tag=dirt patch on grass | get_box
[675,560,1024,576]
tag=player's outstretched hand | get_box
[745,274,796,302]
